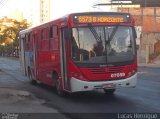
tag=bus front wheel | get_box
[53,73,65,96]
[104,89,116,95]
[28,68,36,85]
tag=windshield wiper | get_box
[88,25,101,42]
[106,23,120,44]
[77,28,81,48]
[103,24,120,65]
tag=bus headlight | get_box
[71,72,85,80]
[127,69,136,78]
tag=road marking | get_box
[138,71,147,74]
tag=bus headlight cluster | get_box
[127,70,136,78]
[71,72,85,80]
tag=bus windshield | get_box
[71,26,136,67]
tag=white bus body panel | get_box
[70,73,137,92]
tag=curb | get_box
[138,63,160,68]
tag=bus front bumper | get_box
[70,73,137,92]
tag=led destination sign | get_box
[74,14,130,23]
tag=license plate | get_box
[102,83,116,89]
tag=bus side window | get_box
[41,29,45,40]
[63,28,71,40]
[50,26,53,38]
[50,25,58,39]
[50,25,58,50]
[53,26,58,38]
[25,33,30,51]
[41,28,49,51]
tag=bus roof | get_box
[19,12,132,35]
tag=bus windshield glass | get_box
[71,26,136,67]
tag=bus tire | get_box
[28,68,37,85]
[53,72,65,96]
[104,89,115,95]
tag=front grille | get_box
[88,66,125,74]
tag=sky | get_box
[0,0,97,19]
[0,0,25,18]
[51,0,97,19]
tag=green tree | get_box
[0,17,31,57]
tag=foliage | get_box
[0,17,31,57]
[0,17,31,45]
[149,52,160,62]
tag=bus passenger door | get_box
[31,33,38,80]
[19,35,27,76]
[60,28,70,92]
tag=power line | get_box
[0,0,4,3]
[0,0,9,9]
[0,0,6,6]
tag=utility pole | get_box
[145,0,147,7]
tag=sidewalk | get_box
[0,57,69,119]
[138,62,160,68]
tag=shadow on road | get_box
[33,83,136,105]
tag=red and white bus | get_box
[19,12,137,95]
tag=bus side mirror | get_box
[64,28,71,40]
[132,27,137,39]
[136,45,139,50]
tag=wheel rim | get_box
[28,70,32,81]
[28,69,36,84]
[56,80,60,91]
[104,89,115,94]
[55,79,64,96]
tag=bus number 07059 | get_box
[111,73,125,78]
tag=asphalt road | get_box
[0,57,160,119]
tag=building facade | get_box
[40,0,50,23]
[23,0,50,26]
[119,7,160,63]
[93,0,160,63]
